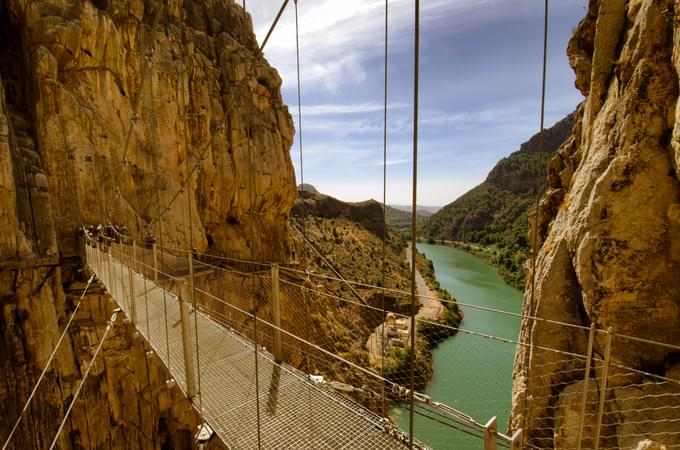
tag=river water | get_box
[395,243,523,449]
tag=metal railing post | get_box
[577,323,596,450]
[99,244,103,277]
[594,327,613,450]
[152,243,159,285]
[97,243,102,277]
[271,263,282,361]
[117,239,127,314]
[484,416,497,450]
[509,429,523,450]
[188,249,203,410]
[107,239,114,297]
[128,240,137,325]
[188,249,195,305]
[179,282,197,399]
[94,241,99,276]
[101,243,107,286]
[142,253,151,340]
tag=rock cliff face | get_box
[1,0,296,262]
[512,0,680,448]
[0,0,296,448]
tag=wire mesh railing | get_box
[84,237,423,449]
[82,235,680,449]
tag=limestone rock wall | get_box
[1,0,296,262]
[0,71,57,261]
[0,0,297,447]
[512,0,680,448]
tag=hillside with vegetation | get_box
[291,190,412,293]
[290,190,461,394]
[385,205,434,230]
[422,112,575,288]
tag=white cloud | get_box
[248,0,504,95]
[250,0,385,93]
[294,101,409,116]
[245,0,587,204]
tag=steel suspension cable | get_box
[48,309,120,450]
[292,0,315,439]
[523,0,549,441]
[133,241,157,449]
[241,1,263,447]
[380,0,389,416]
[412,407,485,441]
[157,213,172,370]
[139,8,173,370]
[260,0,289,51]
[249,132,263,450]
[408,0,421,447]
[141,248,151,340]
[1,275,95,450]
[178,10,204,417]
[294,0,307,268]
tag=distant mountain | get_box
[390,204,440,214]
[293,189,392,238]
[290,189,452,388]
[422,111,576,288]
[290,189,413,306]
[298,183,319,194]
[385,205,432,230]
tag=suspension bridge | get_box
[83,240,421,449]
[75,235,680,450]
[78,235,529,449]
[4,0,680,448]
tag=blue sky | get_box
[248,0,588,206]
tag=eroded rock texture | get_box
[1,0,296,262]
[0,0,296,448]
[512,0,680,448]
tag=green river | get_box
[395,243,523,449]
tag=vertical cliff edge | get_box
[512,0,680,448]
[0,0,296,448]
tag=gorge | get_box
[1,0,680,448]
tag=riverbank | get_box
[366,246,463,393]
[395,243,523,448]
[365,248,443,363]
[408,245,445,321]
[423,238,526,290]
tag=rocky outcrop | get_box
[292,190,387,238]
[1,0,296,262]
[0,0,297,448]
[512,0,680,448]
